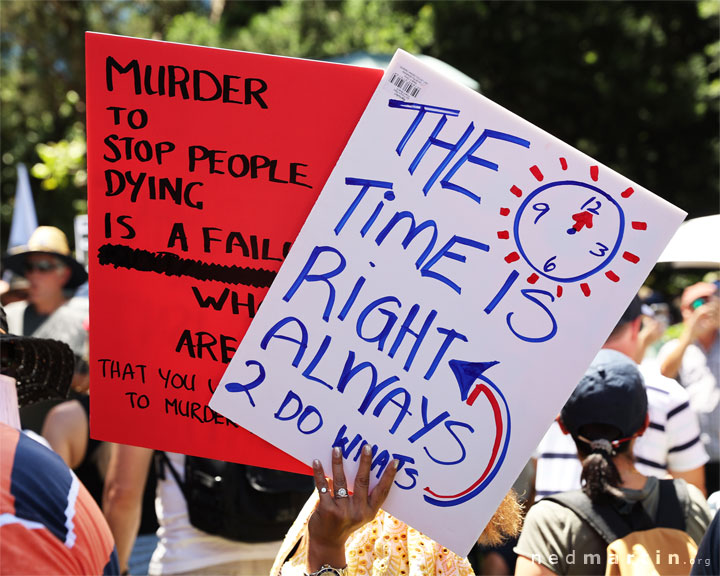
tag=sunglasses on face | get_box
[691,296,711,310]
[24,260,60,273]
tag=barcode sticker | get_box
[390,73,421,97]
[387,66,428,101]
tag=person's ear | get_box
[556,416,570,435]
[57,265,71,285]
[636,412,650,437]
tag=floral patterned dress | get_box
[271,492,475,576]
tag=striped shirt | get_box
[0,423,118,574]
[534,361,709,500]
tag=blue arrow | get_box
[448,359,500,403]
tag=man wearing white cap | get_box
[2,225,89,431]
[659,281,720,493]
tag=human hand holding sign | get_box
[307,445,398,574]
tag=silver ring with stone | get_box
[320,486,328,494]
[335,487,348,498]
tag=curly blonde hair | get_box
[476,489,524,547]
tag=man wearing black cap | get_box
[516,349,710,575]
[2,226,89,431]
[534,295,708,500]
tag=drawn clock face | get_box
[513,180,624,283]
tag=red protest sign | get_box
[86,33,381,471]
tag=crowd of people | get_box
[0,224,718,576]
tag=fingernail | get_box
[362,444,372,455]
[392,459,400,469]
[333,446,341,458]
[313,459,321,469]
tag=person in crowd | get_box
[42,368,160,576]
[633,287,670,364]
[514,349,711,575]
[633,303,665,364]
[0,306,119,575]
[534,295,708,501]
[41,384,109,506]
[658,281,719,493]
[2,225,88,349]
[273,446,524,576]
[0,420,119,575]
[40,316,106,501]
[474,459,535,575]
[691,511,719,576]
[41,314,159,542]
[2,225,89,433]
[103,445,284,575]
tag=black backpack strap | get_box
[156,451,188,497]
[545,479,689,544]
[544,490,633,544]
[655,478,688,531]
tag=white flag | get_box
[8,164,38,249]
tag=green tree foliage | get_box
[165,0,433,58]
[1,1,93,242]
[0,0,204,249]
[227,0,434,58]
[1,0,717,260]
[430,1,718,219]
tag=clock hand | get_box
[567,210,594,235]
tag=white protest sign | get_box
[210,50,685,555]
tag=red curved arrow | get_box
[424,383,503,499]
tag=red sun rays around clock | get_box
[496,157,647,297]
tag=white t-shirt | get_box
[149,452,282,575]
[534,361,709,500]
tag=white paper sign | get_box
[210,50,685,555]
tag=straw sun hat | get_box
[2,226,88,289]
